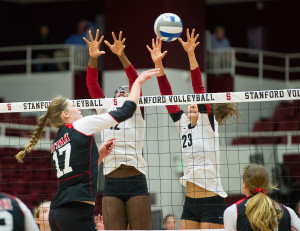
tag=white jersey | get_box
[174,111,227,198]
[96,107,146,175]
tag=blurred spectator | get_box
[32,25,56,72]
[163,214,177,230]
[211,25,230,50]
[209,25,231,70]
[0,192,40,231]
[34,200,51,231]
[54,19,94,71]
[296,201,300,218]
[65,19,89,46]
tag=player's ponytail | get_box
[243,164,282,231]
[15,114,48,163]
[213,103,240,125]
[15,96,68,163]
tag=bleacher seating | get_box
[232,100,300,145]
[0,147,56,209]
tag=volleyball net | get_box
[1,89,300,229]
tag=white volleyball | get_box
[154,13,183,42]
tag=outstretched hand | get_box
[104,31,126,57]
[136,68,161,85]
[83,29,105,58]
[98,138,115,165]
[178,28,200,55]
[146,37,167,64]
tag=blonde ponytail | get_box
[213,103,240,125]
[246,193,281,231]
[15,114,48,163]
[243,164,282,231]
[15,96,69,163]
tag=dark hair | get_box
[164,214,176,224]
[214,25,225,32]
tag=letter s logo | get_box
[113,98,117,106]
[226,93,231,100]
[7,104,11,111]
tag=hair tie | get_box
[252,187,267,195]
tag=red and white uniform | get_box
[0,192,39,231]
[224,196,300,231]
[157,67,227,198]
[86,65,147,175]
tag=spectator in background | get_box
[296,201,300,218]
[0,192,40,231]
[209,25,231,70]
[33,25,56,72]
[164,214,177,230]
[211,25,230,50]
[34,200,51,231]
[54,19,94,71]
[64,19,89,46]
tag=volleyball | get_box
[154,13,183,42]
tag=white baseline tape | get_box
[1,89,300,113]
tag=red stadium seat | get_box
[279,136,300,144]
[273,102,295,121]
[253,119,275,132]
[277,121,299,131]
[231,137,254,145]
[254,137,280,144]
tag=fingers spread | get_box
[95,29,99,42]
[104,40,111,47]
[186,28,190,40]
[191,28,195,39]
[146,45,152,52]
[162,50,168,58]
[83,37,90,44]
[112,31,117,41]
[119,31,122,41]
[89,30,94,42]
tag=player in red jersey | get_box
[224,164,300,231]
[0,192,39,231]
[15,31,159,230]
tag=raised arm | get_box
[179,28,211,114]
[83,29,105,99]
[73,68,160,135]
[104,31,139,90]
[147,37,181,114]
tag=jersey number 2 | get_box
[52,143,73,178]
[182,133,192,148]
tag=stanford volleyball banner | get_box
[1,89,300,113]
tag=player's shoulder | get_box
[235,196,249,206]
[0,192,17,201]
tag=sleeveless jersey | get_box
[96,107,146,175]
[235,197,291,231]
[172,105,227,198]
[0,192,39,231]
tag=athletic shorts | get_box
[181,195,226,224]
[49,202,96,231]
[102,173,149,203]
